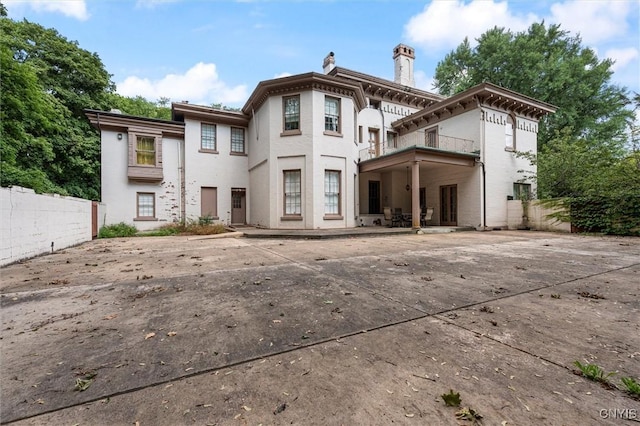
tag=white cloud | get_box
[116,62,249,106]
[547,1,631,45]
[135,0,180,8]
[414,70,437,93]
[404,0,537,51]
[273,72,292,79]
[4,0,89,20]
[606,47,639,72]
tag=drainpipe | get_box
[377,104,385,153]
[475,96,487,230]
[179,137,185,223]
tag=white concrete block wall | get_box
[507,200,571,232]
[1,186,92,266]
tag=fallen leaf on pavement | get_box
[167,331,177,337]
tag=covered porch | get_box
[357,144,481,230]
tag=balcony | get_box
[359,131,479,162]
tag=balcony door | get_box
[369,129,380,157]
[440,184,457,226]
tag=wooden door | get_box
[440,185,457,226]
[368,181,381,214]
[231,189,246,224]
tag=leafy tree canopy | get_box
[106,94,172,120]
[0,14,172,199]
[434,22,634,148]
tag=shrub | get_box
[98,222,137,238]
[183,221,226,235]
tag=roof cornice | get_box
[171,103,250,127]
[392,82,557,134]
[242,72,367,114]
[84,109,185,138]
[329,66,444,109]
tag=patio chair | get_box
[392,208,404,227]
[383,207,393,227]
[421,207,434,227]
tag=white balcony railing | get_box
[359,131,479,162]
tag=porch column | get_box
[411,161,420,230]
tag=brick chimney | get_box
[323,51,335,74]
[393,44,415,87]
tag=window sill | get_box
[199,149,219,154]
[281,216,303,221]
[134,217,158,221]
[230,152,247,156]
[280,129,302,137]
[323,130,343,138]
[323,215,343,220]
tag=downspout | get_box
[252,107,259,141]
[179,135,185,223]
[475,96,487,230]
[377,105,385,152]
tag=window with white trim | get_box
[505,115,515,150]
[136,192,155,218]
[324,170,340,215]
[284,170,301,215]
[324,96,340,133]
[201,123,216,151]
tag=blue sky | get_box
[5,0,640,108]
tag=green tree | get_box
[1,16,115,200]
[0,43,66,193]
[106,94,172,120]
[434,22,633,148]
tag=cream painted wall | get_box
[101,129,181,231]
[183,118,249,225]
[430,109,481,143]
[248,99,272,228]
[482,108,538,228]
[422,165,481,228]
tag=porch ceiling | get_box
[358,146,478,173]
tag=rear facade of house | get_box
[86,45,555,231]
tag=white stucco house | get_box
[86,44,555,231]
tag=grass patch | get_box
[621,377,640,397]
[98,222,138,238]
[573,361,615,383]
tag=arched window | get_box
[505,115,515,150]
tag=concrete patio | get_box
[1,231,638,425]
